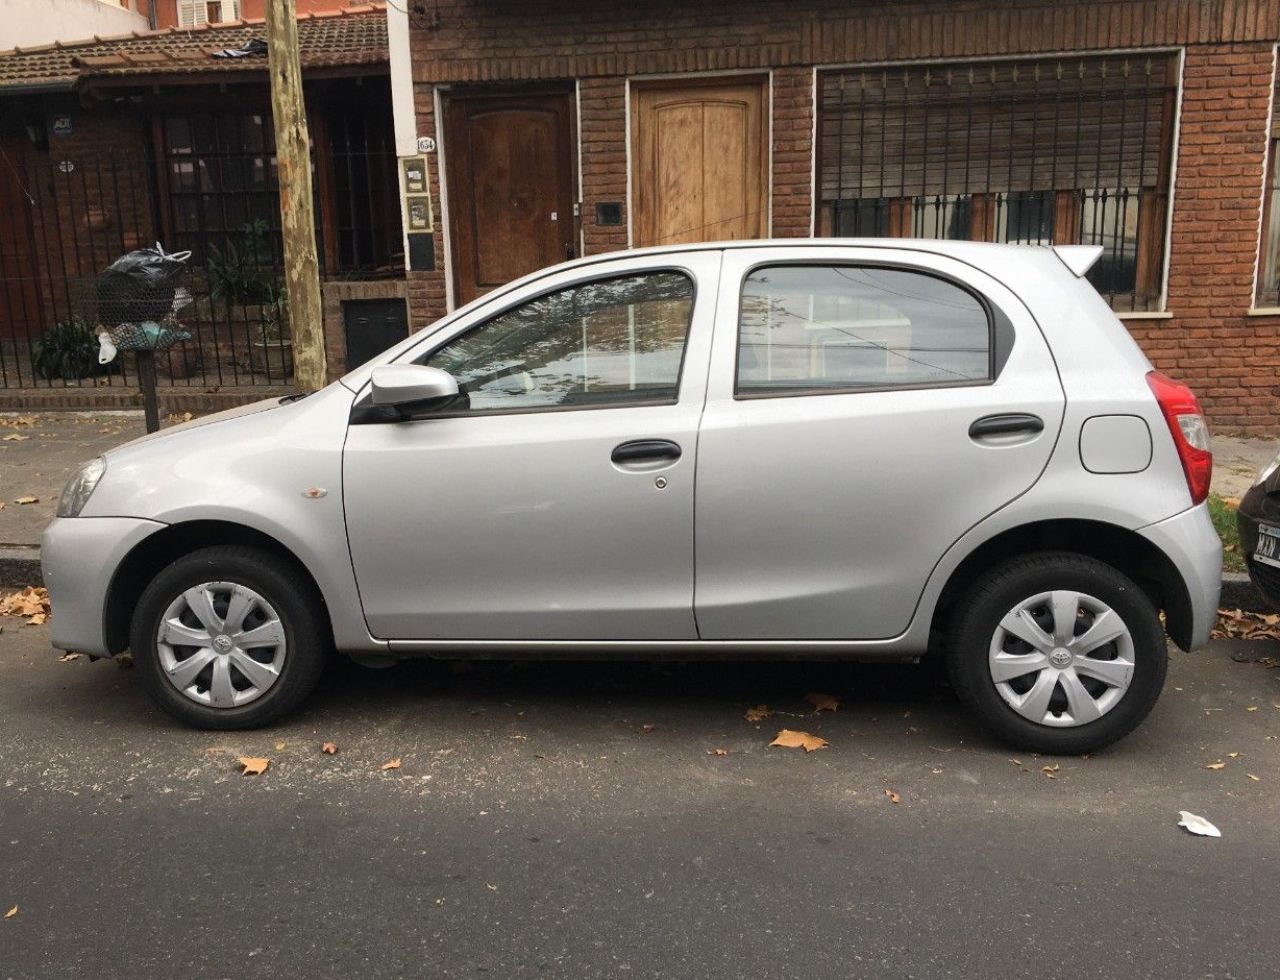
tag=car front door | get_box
[342,253,720,640]
[694,246,1067,640]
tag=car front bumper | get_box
[42,516,166,657]
[1237,482,1280,611]
[1138,502,1222,651]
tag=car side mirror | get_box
[370,364,461,417]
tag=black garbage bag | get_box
[96,243,191,327]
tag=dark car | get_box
[1237,453,1280,609]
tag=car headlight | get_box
[1256,449,1280,488]
[57,457,107,518]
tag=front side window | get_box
[426,271,694,412]
[736,265,991,395]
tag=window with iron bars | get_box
[1258,55,1280,309]
[818,53,1179,312]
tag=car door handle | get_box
[611,439,682,464]
[968,413,1045,439]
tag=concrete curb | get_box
[0,545,1270,615]
[0,547,42,589]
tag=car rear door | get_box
[342,251,720,641]
[694,245,1066,640]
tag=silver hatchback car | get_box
[43,240,1221,752]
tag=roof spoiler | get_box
[1053,244,1104,277]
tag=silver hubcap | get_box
[156,582,286,708]
[988,589,1135,728]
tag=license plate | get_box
[1255,523,1280,569]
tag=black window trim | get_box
[731,260,1013,402]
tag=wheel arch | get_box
[930,519,1195,651]
[102,520,332,655]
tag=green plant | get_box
[31,318,99,381]
[206,220,276,305]
[1208,492,1246,573]
[258,280,289,345]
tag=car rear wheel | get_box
[130,545,329,729]
[946,552,1166,754]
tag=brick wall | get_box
[1128,43,1278,435]
[408,0,1280,433]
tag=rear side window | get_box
[736,265,992,396]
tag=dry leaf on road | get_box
[885,788,902,804]
[380,758,402,771]
[744,704,773,723]
[238,757,270,776]
[769,729,828,752]
[321,742,338,755]
[57,653,81,663]
[4,905,16,919]
[0,587,49,619]
[2,433,29,441]
[638,723,657,734]
[708,748,728,756]
[805,692,841,713]
[1248,773,1261,781]
[13,496,37,505]
[1205,761,1226,770]
[1041,764,1059,779]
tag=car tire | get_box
[946,551,1167,754]
[130,545,330,730]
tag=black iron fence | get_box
[0,143,400,390]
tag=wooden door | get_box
[0,137,42,341]
[444,91,576,305]
[631,78,768,248]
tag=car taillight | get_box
[1146,370,1212,505]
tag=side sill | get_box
[384,638,922,661]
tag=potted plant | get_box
[249,281,292,378]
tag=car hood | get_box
[103,395,293,458]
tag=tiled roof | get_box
[0,3,387,92]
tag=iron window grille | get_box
[819,53,1179,312]
[1258,54,1280,308]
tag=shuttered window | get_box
[818,54,1178,312]
[1258,60,1280,308]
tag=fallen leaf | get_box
[769,729,828,752]
[1205,761,1226,770]
[57,652,81,663]
[4,905,16,918]
[380,758,401,771]
[1248,773,1261,782]
[0,587,49,618]
[25,613,46,626]
[114,652,133,669]
[744,704,773,723]
[1010,758,1023,766]
[1177,810,1222,838]
[1228,752,1242,759]
[274,741,286,751]
[1041,764,1060,777]
[321,742,338,755]
[885,788,901,804]
[238,757,269,776]
[708,748,728,756]
[638,724,657,734]
[805,692,840,713]
[13,496,37,505]
[2,433,29,441]
[1248,706,1260,712]
[485,883,497,892]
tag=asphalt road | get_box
[1,623,1278,980]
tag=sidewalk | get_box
[0,411,1275,607]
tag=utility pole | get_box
[265,0,326,391]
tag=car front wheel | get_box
[946,552,1167,754]
[130,545,329,729]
